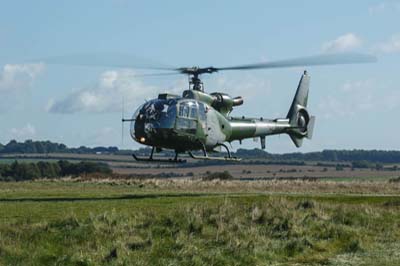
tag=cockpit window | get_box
[190,107,197,118]
[177,100,198,134]
[178,104,189,117]
[178,100,198,119]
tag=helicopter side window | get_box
[198,103,206,122]
[177,101,198,133]
[190,107,197,119]
[178,101,198,119]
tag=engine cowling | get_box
[210,93,243,115]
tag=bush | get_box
[202,171,233,181]
[58,160,112,176]
[389,176,400,183]
[0,160,112,181]
[296,200,315,210]
[352,161,372,169]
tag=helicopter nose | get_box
[131,117,159,143]
[130,117,145,141]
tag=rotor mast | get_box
[178,66,218,92]
[190,73,203,91]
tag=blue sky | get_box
[0,0,399,153]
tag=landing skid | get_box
[132,154,186,163]
[132,143,241,163]
[189,143,241,162]
[188,152,241,162]
[132,147,186,163]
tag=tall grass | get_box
[1,193,399,265]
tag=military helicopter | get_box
[38,53,376,162]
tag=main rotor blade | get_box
[123,72,182,78]
[216,53,377,71]
[28,53,176,70]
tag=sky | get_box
[0,0,399,153]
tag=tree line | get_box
[0,140,118,154]
[2,140,400,163]
[0,160,112,181]
[235,149,400,163]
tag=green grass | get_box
[323,175,396,182]
[1,181,400,266]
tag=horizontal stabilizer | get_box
[289,135,303,148]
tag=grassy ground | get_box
[1,180,400,266]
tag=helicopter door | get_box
[204,108,225,147]
[198,103,207,131]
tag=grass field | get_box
[1,179,400,266]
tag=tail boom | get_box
[226,71,315,149]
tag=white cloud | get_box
[318,79,374,119]
[44,98,55,112]
[48,68,275,114]
[48,69,166,113]
[322,33,363,53]
[0,63,45,112]
[0,63,44,92]
[369,1,400,14]
[213,74,272,100]
[9,123,36,141]
[341,79,373,93]
[376,34,400,54]
[318,79,400,119]
[369,2,388,14]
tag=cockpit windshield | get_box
[141,99,177,126]
[130,98,177,139]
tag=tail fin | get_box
[287,71,316,148]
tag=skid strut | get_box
[132,147,186,163]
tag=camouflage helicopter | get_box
[38,53,376,162]
[119,53,375,162]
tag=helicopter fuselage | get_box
[129,78,313,154]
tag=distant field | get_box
[0,179,400,266]
[1,153,400,181]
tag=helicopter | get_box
[37,53,377,162]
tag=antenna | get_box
[121,98,136,148]
[121,97,125,148]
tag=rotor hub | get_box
[176,67,219,92]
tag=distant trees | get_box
[235,148,400,163]
[2,140,400,164]
[0,160,112,181]
[0,140,118,155]
[58,160,112,176]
